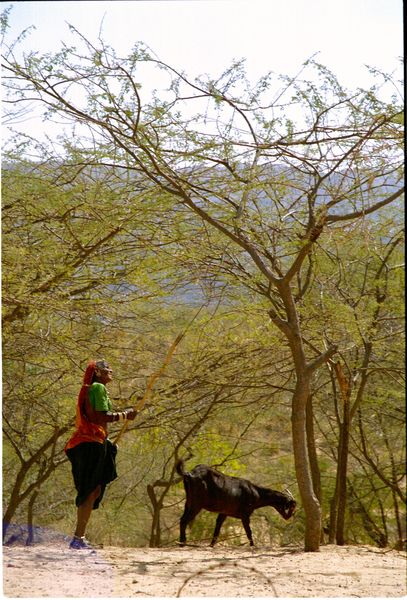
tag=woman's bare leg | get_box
[74,485,101,538]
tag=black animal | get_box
[176,459,296,547]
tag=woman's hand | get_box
[124,408,138,420]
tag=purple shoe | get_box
[69,536,95,551]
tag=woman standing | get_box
[65,359,137,550]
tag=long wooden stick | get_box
[114,307,203,444]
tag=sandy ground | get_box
[2,541,406,598]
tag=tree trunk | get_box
[292,379,322,552]
[306,395,322,503]
[336,421,350,545]
[330,425,349,545]
[3,425,69,541]
[306,395,324,543]
[333,362,351,545]
[273,280,325,552]
[147,484,162,547]
[26,491,39,546]
[3,466,28,541]
[329,438,341,544]
[328,494,338,544]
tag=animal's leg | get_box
[210,513,227,547]
[179,505,201,546]
[241,515,254,546]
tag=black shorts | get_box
[66,440,118,508]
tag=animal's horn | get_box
[284,488,294,499]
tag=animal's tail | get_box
[175,458,186,477]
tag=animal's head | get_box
[281,488,296,519]
[272,488,296,520]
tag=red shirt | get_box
[65,383,111,451]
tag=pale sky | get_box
[4,0,403,86]
[1,0,404,142]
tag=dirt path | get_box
[3,542,406,597]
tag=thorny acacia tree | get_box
[328,223,404,545]
[144,323,295,547]
[308,216,404,545]
[2,27,404,550]
[1,155,169,537]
